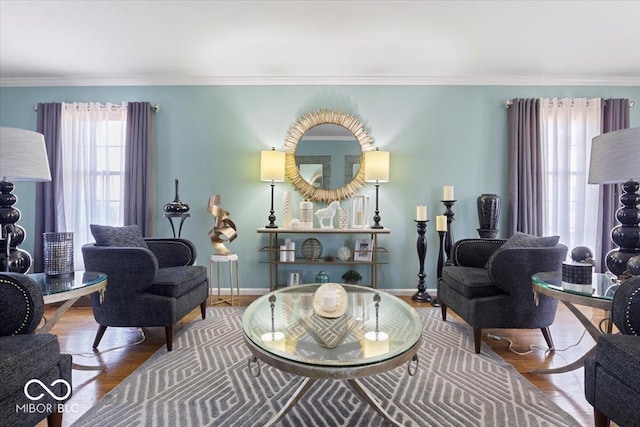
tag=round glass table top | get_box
[28,271,107,297]
[242,283,423,367]
[532,271,618,300]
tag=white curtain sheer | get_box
[540,97,601,254]
[59,102,127,268]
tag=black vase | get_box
[477,194,501,238]
[163,179,190,213]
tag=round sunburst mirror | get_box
[284,110,375,202]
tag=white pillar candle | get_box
[261,331,286,352]
[436,215,447,231]
[321,290,337,312]
[443,185,454,201]
[363,331,389,358]
[280,245,287,262]
[416,206,427,221]
[286,241,295,262]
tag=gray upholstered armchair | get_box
[82,225,209,352]
[585,275,640,427]
[438,234,567,353]
[0,273,72,427]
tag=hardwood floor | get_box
[38,296,606,427]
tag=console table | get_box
[257,228,390,291]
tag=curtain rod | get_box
[505,99,635,108]
[33,103,160,112]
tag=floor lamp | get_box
[364,148,389,229]
[260,147,285,229]
[588,127,640,277]
[0,127,52,273]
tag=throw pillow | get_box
[90,224,149,248]
[485,232,560,271]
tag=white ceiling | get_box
[1,0,639,87]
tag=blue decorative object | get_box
[315,271,329,283]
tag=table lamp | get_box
[588,127,640,277]
[0,127,52,273]
[260,147,285,228]
[364,148,389,229]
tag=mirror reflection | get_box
[295,124,362,190]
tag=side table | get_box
[210,253,240,305]
[163,212,190,237]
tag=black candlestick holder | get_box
[437,230,446,279]
[442,200,456,266]
[411,220,432,303]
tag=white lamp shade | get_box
[0,127,52,182]
[589,127,640,184]
[364,150,390,183]
[260,149,285,182]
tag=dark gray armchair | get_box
[438,236,567,353]
[82,230,209,352]
[585,275,640,427]
[0,273,72,427]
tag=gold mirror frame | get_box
[284,110,375,202]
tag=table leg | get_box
[263,377,316,427]
[532,300,601,374]
[347,379,404,427]
[37,297,81,334]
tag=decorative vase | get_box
[338,208,349,229]
[477,194,501,238]
[282,191,293,228]
[315,271,329,283]
[163,178,190,213]
[300,201,314,229]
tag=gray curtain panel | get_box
[34,103,63,272]
[507,98,544,236]
[124,102,154,236]
[595,99,630,272]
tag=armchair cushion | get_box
[486,232,559,271]
[0,334,64,400]
[593,334,640,388]
[90,224,148,249]
[441,266,505,299]
[148,265,208,298]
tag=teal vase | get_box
[315,271,329,283]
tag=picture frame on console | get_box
[354,239,373,262]
[288,270,302,286]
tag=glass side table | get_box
[531,271,617,374]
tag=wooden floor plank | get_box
[36,295,606,426]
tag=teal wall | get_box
[1,85,639,291]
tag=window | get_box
[540,98,601,252]
[59,102,127,267]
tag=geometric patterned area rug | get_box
[72,307,580,427]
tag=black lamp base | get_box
[1,181,32,273]
[606,180,640,277]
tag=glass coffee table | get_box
[29,271,107,334]
[531,271,617,374]
[242,283,423,427]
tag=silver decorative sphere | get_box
[571,246,593,263]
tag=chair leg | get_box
[92,325,107,349]
[594,408,610,427]
[200,300,207,319]
[47,411,63,427]
[474,328,482,354]
[440,303,447,321]
[540,327,555,351]
[165,326,173,351]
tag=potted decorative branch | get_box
[341,270,362,285]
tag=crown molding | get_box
[2,75,639,87]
